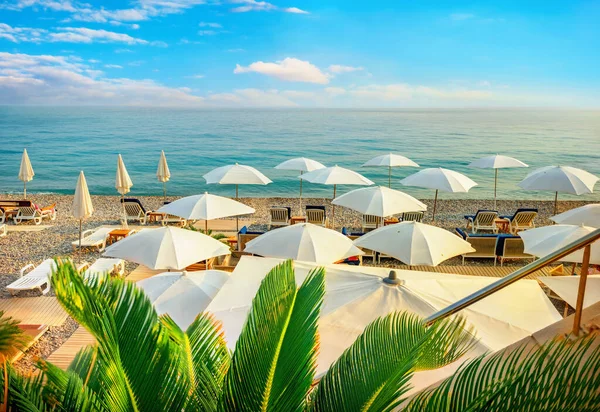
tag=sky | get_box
[0,0,599,108]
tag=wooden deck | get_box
[46,327,95,370]
[399,265,552,279]
[0,297,67,326]
[125,265,163,282]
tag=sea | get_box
[0,107,599,201]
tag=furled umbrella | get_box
[353,221,475,266]
[72,171,94,250]
[104,226,231,271]
[551,204,600,228]
[157,192,255,233]
[300,165,374,228]
[18,148,35,199]
[243,223,364,264]
[275,157,325,213]
[518,166,599,215]
[362,153,419,188]
[468,155,528,209]
[156,150,171,201]
[115,154,133,228]
[203,163,272,231]
[401,168,478,221]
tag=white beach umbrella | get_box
[72,171,94,250]
[157,192,255,232]
[156,150,171,201]
[244,223,364,264]
[551,204,600,228]
[104,226,231,270]
[353,221,475,266]
[138,270,230,330]
[115,154,133,228]
[207,256,561,377]
[275,157,326,212]
[518,166,599,214]
[18,148,35,198]
[519,224,600,265]
[540,275,600,310]
[332,186,427,220]
[362,153,419,188]
[300,165,374,227]
[401,167,478,221]
[469,155,528,209]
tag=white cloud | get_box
[450,13,475,21]
[105,64,123,69]
[115,48,134,53]
[186,74,205,78]
[283,7,308,14]
[198,30,218,36]
[199,22,222,28]
[328,64,364,74]
[230,0,308,14]
[234,58,329,84]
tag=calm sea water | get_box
[0,107,598,200]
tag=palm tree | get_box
[0,311,29,411]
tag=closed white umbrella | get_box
[72,171,94,250]
[244,223,364,264]
[401,168,478,221]
[518,166,599,214]
[300,165,374,227]
[551,204,600,228]
[275,157,325,212]
[157,150,171,201]
[157,192,255,232]
[116,154,133,228]
[104,226,231,270]
[137,270,229,330]
[18,148,35,198]
[353,221,474,266]
[362,153,419,188]
[332,186,427,220]
[469,155,528,209]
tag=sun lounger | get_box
[269,207,291,229]
[7,259,58,296]
[306,205,326,226]
[401,211,424,222]
[496,235,534,266]
[13,203,56,225]
[121,198,152,224]
[362,215,383,232]
[81,258,125,281]
[238,226,265,252]
[342,228,376,261]
[455,228,497,265]
[464,210,499,233]
[499,208,538,234]
[0,224,6,237]
[71,227,113,252]
[159,201,187,227]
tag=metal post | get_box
[23,182,27,199]
[79,219,82,249]
[554,191,558,215]
[494,168,498,209]
[235,184,239,232]
[432,190,438,221]
[299,171,303,215]
[163,182,167,201]
[572,245,591,336]
[332,184,336,229]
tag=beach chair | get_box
[269,207,291,229]
[464,210,499,234]
[7,259,58,296]
[455,228,497,265]
[238,226,265,252]
[0,208,5,224]
[362,215,383,232]
[81,258,125,281]
[0,224,6,238]
[159,201,187,227]
[342,228,376,261]
[306,206,326,227]
[40,203,57,221]
[401,211,424,222]
[71,227,113,252]
[13,206,43,225]
[499,208,538,234]
[496,236,534,266]
[121,198,151,224]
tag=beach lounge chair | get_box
[496,235,534,266]
[464,210,499,234]
[81,258,125,281]
[499,208,538,234]
[401,211,424,222]
[13,203,56,225]
[0,224,6,237]
[269,207,291,229]
[455,228,497,265]
[306,206,326,227]
[71,227,113,252]
[238,226,265,252]
[121,198,151,224]
[7,259,58,296]
[342,228,376,261]
[0,209,4,225]
[362,215,383,232]
[159,201,187,227]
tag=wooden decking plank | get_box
[46,327,95,370]
[0,297,67,326]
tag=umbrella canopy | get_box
[353,221,474,266]
[401,168,478,220]
[519,224,600,264]
[275,157,326,213]
[244,223,364,264]
[138,270,229,330]
[73,171,94,250]
[157,150,171,200]
[518,166,599,214]
[362,153,419,188]
[104,227,231,270]
[551,204,600,228]
[469,155,528,208]
[540,275,600,310]
[18,148,35,198]
[157,192,255,232]
[207,256,561,377]
[332,186,427,218]
[115,154,133,196]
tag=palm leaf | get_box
[219,260,325,412]
[0,310,30,360]
[404,336,600,411]
[310,312,474,412]
[3,364,47,411]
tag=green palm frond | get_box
[404,336,600,411]
[3,364,47,411]
[310,312,474,412]
[219,260,325,412]
[0,310,29,360]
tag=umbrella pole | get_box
[388,166,391,188]
[235,184,239,232]
[205,219,208,234]
[554,191,558,215]
[572,245,591,336]
[332,184,336,229]
[432,190,438,221]
[299,171,303,216]
[79,219,82,250]
[494,169,498,209]
[23,182,26,199]
[163,182,167,202]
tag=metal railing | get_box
[424,228,600,336]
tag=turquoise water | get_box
[0,107,599,200]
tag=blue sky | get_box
[0,0,599,107]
